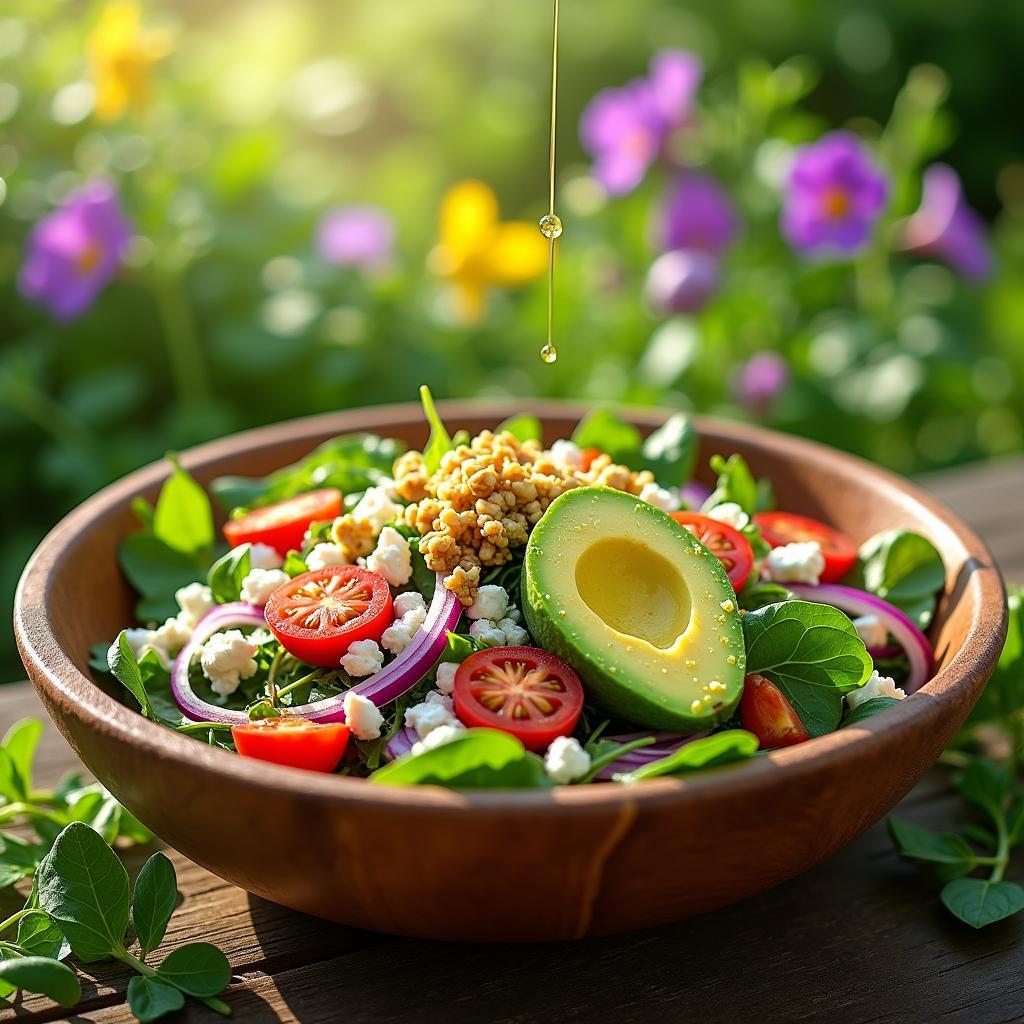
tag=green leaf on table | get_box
[842,696,902,726]
[128,975,186,1022]
[155,942,232,997]
[119,532,204,624]
[153,455,214,558]
[705,453,759,516]
[107,632,153,719]
[613,730,758,783]
[940,878,1024,929]
[957,760,1011,819]
[496,413,542,442]
[743,601,872,736]
[132,853,178,957]
[571,409,642,465]
[639,413,697,486]
[370,729,552,789]
[0,749,22,804]
[858,529,945,629]
[966,586,1024,728]
[2,718,43,797]
[207,545,252,605]
[0,955,81,1008]
[17,905,70,961]
[36,822,130,963]
[419,385,453,474]
[888,818,976,867]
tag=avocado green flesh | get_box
[523,487,746,730]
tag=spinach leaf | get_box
[614,731,758,783]
[966,586,1024,727]
[155,943,232,997]
[118,532,203,624]
[17,899,70,960]
[152,455,213,558]
[370,729,552,789]
[419,385,453,474]
[282,550,309,577]
[743,601,872,736]
[207,545,252,604]
[0,956,80,1007]
[107,632,153,719]
[858,529,945,629]
[738,580,792,612]
[407,540,435,603]
[439,631,480,664]
[842,696,901,726]
[496,414,542,442]
[131,853,178,957]
[128,975,186,1021]
[639,413,697,486]
[888,818,976,867]
[940,878,1024,929]
[571,409,642,465]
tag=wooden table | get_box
[2,458,1023,1024]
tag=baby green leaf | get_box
[419,385,453,474]
[153,455,214,558]
[156,942,232,996]
[207,545,252,605]
[17,906,69,961]
[0,750,22,804]
[957,760,1011,820]
[842,696,902,726]
[107,633,153,719]
[940,878,1024,929]
[858,529,945,629]
[370,729,552,789]
[119,532,203,623]
[640,413,697,486]
[571,409,642,465]
[2,718,43,797]
[128,975,186,1022]
[496,414,542,442]
[705,453,758,515]
[887,818,976,866]
[36,822,130,963]
[738,580,793,612]
[613,730,758,783]
[131,853,178,957]
[743,601,872,736]
[0,955,81,1008]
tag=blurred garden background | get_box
[1,0,1023,681]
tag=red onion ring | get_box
[867,644,903,661]
[595,730,709,780]
[680,480,712,509]
[171,576,462,724]
[786,583,934,693]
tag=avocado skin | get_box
[522,488,745,731]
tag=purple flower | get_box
[580,50,702,195]
[781,132,888,257]
[900,163,992,282]
[733,352,789,411]
[316,205,394,270]
[645,248,719,314]
[660,172,739,256]
[18,180,133,321]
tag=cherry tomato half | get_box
[740,673,810,750]
[453,647,584,752]
[265,566,393,668]
[224,488,343,557]
[753,511,857,583]
[670,512,754,591]
[231,717,350,773]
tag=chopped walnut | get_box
[330,515,377,561]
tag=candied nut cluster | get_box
[329,514,376,561]
[394,430,655,605]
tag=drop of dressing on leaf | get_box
[539,0,561,365]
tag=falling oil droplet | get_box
[540,342,557,363]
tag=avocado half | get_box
[523,487,745,730]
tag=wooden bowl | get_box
[14,401,1007,941]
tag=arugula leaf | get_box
[614,731,758,783]
[743,601,872,736]
[119,532,203,624]
[842,696,902,726]
[496,414,542,442]
[370,729,552,789]
[439,631,480,664]
[107,632,154,719]
[3,718,43,798]
[888,818,976,867]
[858,529,945,629]
[155,942,231,996]
[0,955,81,1007]
[571,409,642,465]
[705,453,759,515]
[940,878,1024,929]
[153,455,214,558]
[419,385,453,474]
[128,975,186,1021]
[131,853,178,957]
[639,413,697,486]
[207,545,252,604]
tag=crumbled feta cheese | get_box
[544,736,592,784]
[351,486,401,535]
[380,599,428,654]
[175,582,214,629]
[496,617,530,646]
[375,477,402,503]
[151,616,192,660]
[424,689,454,712]
[705,501,750,531]
[122,628,156,661]
[340,638,385,677]
[639,482,679,512]
[366,526,412,587]
[405,699,459,739]
[248,543,284,570]
[393,591,426,619]
[761,541,825,585]
[469,619,508,648]
[343,691,384,740]
[240,568,289,607]
[852,614,889,649]
[549,439,585,471]
[410,723,466,756]
[248,627,275,646]
[846,670,907,711]
[467,584,510,621]
[435,662,458,695]
[200,630,259,699]
[306,542,349,571]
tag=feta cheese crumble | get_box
[544,736,592,784]
[305,542,349,571]
[410,723,465,756]
[467,585,510,621]
[248,543,285,570]
[200,630,259,699]
[343,691,384,740]
[381,590,428,654]
[341,638,385,677]
[639,481,679,512]
[846,670,907,711]
[705,501,750,531]
[240,568,289,607]
[852,614,888,649]
[351,485,401,535]
[434,662,458,695]
[366,526,413,587]
[175,582,214,629]
[405,699,460,739]
[549,439,585,472]
[469,616,530,648]
[761,541,825,585]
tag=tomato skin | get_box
[265,566,393,668]
[753,511,857,584]
[453,647,584,752]
[740,673,810,750]
[231,718,350,773]
[579,447,604,472]
[224,488,343,557]
[670,512,754,591]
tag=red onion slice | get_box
[680,480,712,509]
[786,583,934,693]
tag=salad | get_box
[97,387,946,789]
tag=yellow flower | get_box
[88,2,172,122]
[429,180,547,324]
